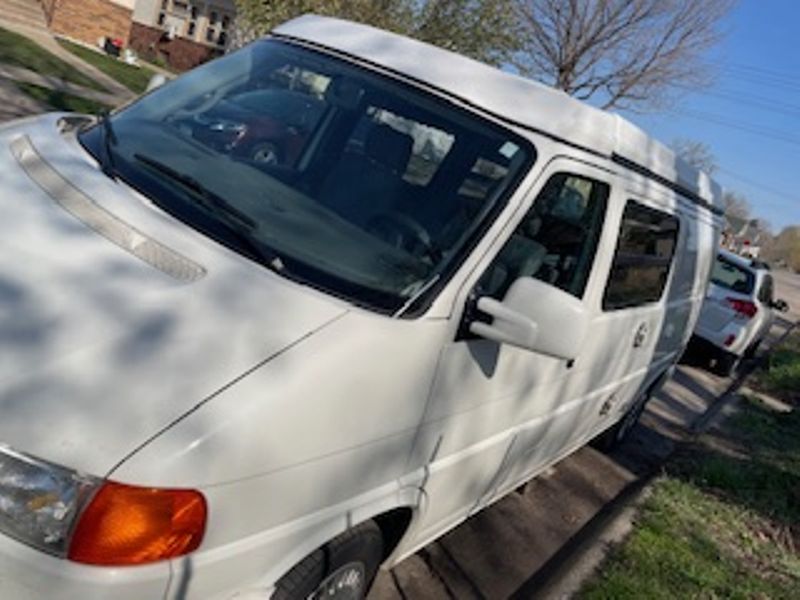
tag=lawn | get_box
[579,392,800,599]
[57,40,156,94]
[0,27,104,91]
[753,330,800,403]
[15,81,110,115]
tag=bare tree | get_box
[722,191,751,220]
[513,0,736,110]
[670,138,718,175]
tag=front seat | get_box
[479,217,548,298]
[319,124,413,228]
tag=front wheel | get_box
[272,520,384,600]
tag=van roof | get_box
[274,15,723,214]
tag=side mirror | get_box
[146,74,168,93]
[772,299,789,312]
[469,277,589,360]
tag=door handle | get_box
[633,323,649,348]
[600,392,617,416]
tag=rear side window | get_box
[477,172,609,300]
[711,256,755,295]
[603,201,679,310]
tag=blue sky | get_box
[619,0,799,232]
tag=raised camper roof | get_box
[274,15,723,214]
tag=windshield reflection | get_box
[79,39,534,314]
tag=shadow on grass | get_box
[578,397,800,600]
[668,397,800,535]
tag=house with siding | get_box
[40,0,236,71]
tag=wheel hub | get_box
[309,562,365,600]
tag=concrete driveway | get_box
[371,270,800,600]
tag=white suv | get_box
[692,249,788,375]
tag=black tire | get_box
[594,392,650,452]
[743,339,762,359]
[248,141,282,165]
[713,350,740,377]
[272,520,384,600]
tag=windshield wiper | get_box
[134,153,256,229]
[132,152,287,274]
[98,110,118,180]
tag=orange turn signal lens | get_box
[67,481,206,565]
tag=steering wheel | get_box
[366,212,436,260]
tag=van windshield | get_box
[79,40,533,314]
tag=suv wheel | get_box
[714,350,741,377]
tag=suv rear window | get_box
[711,255,755,295]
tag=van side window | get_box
[477,172,609,299]
[603,201,679,310]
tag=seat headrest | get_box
[522,216,542,238]
[365,124,413,174]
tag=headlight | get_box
[0,446,207,565]
[0,446,99,556]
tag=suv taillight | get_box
[726,297,758,319]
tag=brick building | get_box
[41,0,136,48]
[129,0,235,71]
[40,0,236,71]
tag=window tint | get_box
[711,255,755,295]
[478,173,609,299]
[758,275,774,303]
[603,202,679,310]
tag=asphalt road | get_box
[371,270,800,600]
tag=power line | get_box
[676,86,800,120]
[671,108,800,148]
[709,61,800,92]
[716,166,799,209]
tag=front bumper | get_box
[0,531,171,600]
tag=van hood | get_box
[0,114,347,476]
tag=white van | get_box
[0,15,721,600]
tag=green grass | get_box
[57,39,156,94]
[760,332,800,401]
[15,81,110,115]
[579,397,800,599]
[0,27,104,91]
